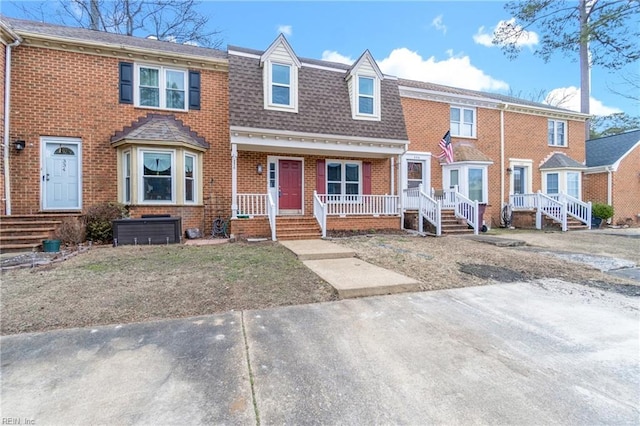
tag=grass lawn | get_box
[1,242,337,335]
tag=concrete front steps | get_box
[0,214,79,253]
[281,239,421,298]
[276,216,322,240]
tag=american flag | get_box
[436,130,454,163]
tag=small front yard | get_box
[2,230,637,335]
[1,242,337,335]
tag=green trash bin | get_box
[42,239,61,252]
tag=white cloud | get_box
[277,25,292,37]
[474,18,539,49]
[545,86,622,115]
[321,50,354,65]
[377,48,509,92]
[431,15,447,34]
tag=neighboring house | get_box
[227,35,409,239]
[0,16,230,244]
[584,130,640,226]
[398,79,591,230]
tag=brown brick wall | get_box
[401,96,586,228]
[583,172,608,204]
[7,45,229,236]
[0,43,6,215]
[230,217,271,239]
[327,216,400,231]
[613,146,640,226]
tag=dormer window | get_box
[347,50,383,121]
[358,76,375,115]
[271,63,292,107]
[260,34,301,113]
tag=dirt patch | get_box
[332,233,638,292]
[1,242,337,335]
[458,264,528,282]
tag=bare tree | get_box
[13,0,223,48]
[607,73,640,103]
[494,0,640,133]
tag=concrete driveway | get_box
[2,280,638,425]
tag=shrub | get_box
[85,202,129,243]
[592,203,614,220]
[56,217,86,245]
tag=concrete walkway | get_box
[280,239,421,298]
[2,281,638,424]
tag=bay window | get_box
[142,151,174,202]
[184,153,196,203]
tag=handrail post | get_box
[587,201,592,230]
[436,200,442,236]
[474,200,479,235]
[418,184,424,233]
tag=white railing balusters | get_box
[236,193,268,217]
[313,191,327,238]
[317,194,399,216]
[453,192,479,234]
[267,192,276,241]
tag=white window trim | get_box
[401,152,431,191]
[138,148,177,204]
[353,74,381,121]
[548,119,567,147]
[326,159,363,200]
[450,105,477,138]
[508,159,533,195]
[442,162,489,203]
[184,152,197,204]
[123,150,131,204]
[134,63,188,112]
[264,61,299,113]
[542,169,582,200]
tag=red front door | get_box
[279,160,302,211]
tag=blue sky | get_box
[3,1,637,116]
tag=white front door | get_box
[42,138,82,210]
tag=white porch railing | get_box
[316,194,399,216]
[313,191,327,238]
[236,194,268,217]
[403,186,421,210]
[510,193,539,209]
[431,186,457,209]
[551,193,592,229]
[418,185,441,236]
[537,192,567,231]
[267,192,276,241]
[454,192,479,235]
[510,192,590,231]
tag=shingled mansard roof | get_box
[0,15,226,61]
[228,45,408,142]
[111,114,209,150]
[539,152,586,169]
[586,129,640,168]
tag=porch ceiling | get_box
[231,126,408,158]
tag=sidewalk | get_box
[280,239,421,298]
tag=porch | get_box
[508,192,592,231]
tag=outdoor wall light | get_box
[256,164,263,175]
[14,140,25,151]
[506,167,513,174]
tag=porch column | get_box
[231,143,238,219]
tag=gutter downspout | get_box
[607,167,613,223]
[499,104,506,210]
[3,36,22,216]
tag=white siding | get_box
[270,42,296,64]
[357,58,376,76]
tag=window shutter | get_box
[119,62,133,104]
[316,160,326,193]
[363,162,372,195]
[189,70,201,110]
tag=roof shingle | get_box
[111,114,209,149]
[586,129,640,167]
[228,51,408,141]
[539,152,585,169]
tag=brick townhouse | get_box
[2,16,597,250]
[1,16,230,243]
